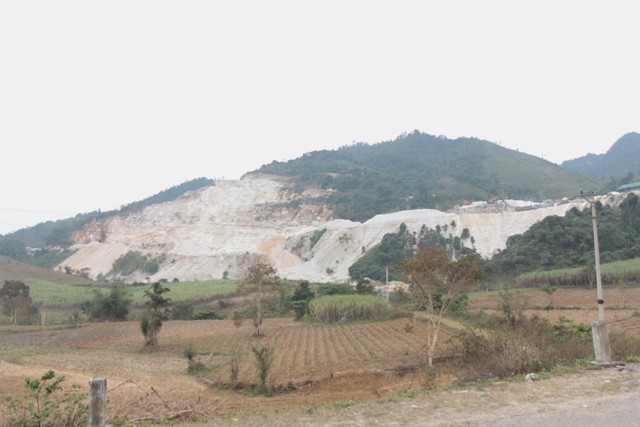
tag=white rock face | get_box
[59,174,601,283]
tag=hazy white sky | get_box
[1,1,638,234]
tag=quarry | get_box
[59,174,626,283]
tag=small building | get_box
[618,182,640,192]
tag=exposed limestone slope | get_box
[60,175,625,283]
[62,175,332,282]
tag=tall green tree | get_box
[291,280,315,320]
[141,282,171,347]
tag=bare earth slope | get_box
[60,174,626,283]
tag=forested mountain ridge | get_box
[257,131,596,222]
[561,132,640,180]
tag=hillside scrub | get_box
[109,251,166,277]
[489,193,640,278]
[458,314,594,381]
[349,222,476,282]
[308,294,392,323]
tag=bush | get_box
[183,343,208,375]
[355,279,375,295]
[459,314,593,382]
[316,283,354,297]
[291,280,315,320]
[610,331,640,362]
[251,345,275,394]
[3,370,88,427]
[308,294,392,323]
[83,284,131,321]
[172,302,195,320]
[192,309,223,320]
[109,251,165,276]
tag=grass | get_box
[515,257,640,287]
[308,295,392,323]
[128,279,240,304]
[26,279,241,307]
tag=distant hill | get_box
[0,254,93,285]
[561,132,640,180]
[257,131,596,222]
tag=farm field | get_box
[469,287,640,334]
[25,279,241,307]
[1,287,640,425]
[0,317,451,424]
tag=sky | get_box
[1,1,638,235]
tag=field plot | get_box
[469,287,640,334]
[0,318,448,423]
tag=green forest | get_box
[349,193,640,281]
[258,131,595,222]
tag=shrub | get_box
[251,345,275,394]
[183,343,207,375]
[83,284,131,321]
[229,352,241,385]
[355,279,375,295]
[171,301,195,320]
[610,331,640,362]
[3,370,88,427]
[459,314,593,382]
[192,309,223,320]
[109,251,165,276]
[291,280,315,320]
[316,283,354,297]
[308,294,392,323]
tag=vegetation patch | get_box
[308,295,392,323]
[109,251,166,277]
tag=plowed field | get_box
[2,287,639,424]
[469,287,640,334]
[0,318,451,423]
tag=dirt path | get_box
[196,364,640,426]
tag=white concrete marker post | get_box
[88,377,107,427]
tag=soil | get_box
[1,287,639,425]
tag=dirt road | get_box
[202,364,640,426]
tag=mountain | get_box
[0,131,610,284]
[561,132,640,180]
[258,131,596,222]
[57,174,600,283]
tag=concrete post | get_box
[592,321,612,364]
[88,377,107,427]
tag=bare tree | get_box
[399,247,482,367]
[241,258,280,337]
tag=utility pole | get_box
[385,266,390,301]
[582,191,612,364]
